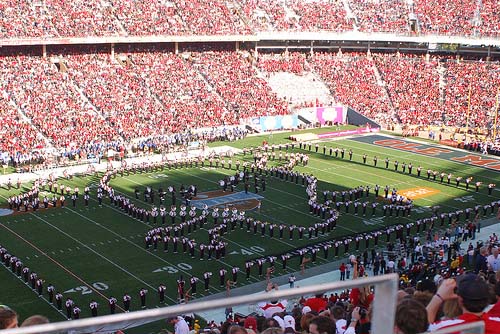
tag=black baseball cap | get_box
[456,274,490,301]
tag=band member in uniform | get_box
[65,298,74,320]
[47,284,55,303]
[55,292,63,310]
[231,267,239,283]
[72,305,81,319]
[177,276,185,301]
[189,276,199,295]
[219,268,227,287]
[108,296,117,314]
[36,278,44,296]
[203,272,212,291]
[90,300,98,317]
[123,293,131,312]
[139,288,148,308]
[245,261,253,280]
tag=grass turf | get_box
[0,128,498,333]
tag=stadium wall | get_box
[346,107,380,128]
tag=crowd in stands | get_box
[191,51,289,120]
[288,0,352,32]
[258,53,307,75]
[132,52,231,131]
[348,0,410,33]
[477,0,500,37]
[1,49,500,166]
[114,1,186,36]
[175,0,251,36]
[0,0,58,38]
[374,54,441,126]
[444,61,500,128]
[0,93,45,163]
[1,0,500,38]
[311,53,395,125]
[413,0,477,36]
[2,55,119,155]
[44,0,122,38]
[238,0,292,32]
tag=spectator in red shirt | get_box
[339,263,346,281]
[487,281,500,317]
[304,294,328,313]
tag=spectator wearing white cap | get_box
[283,315,297,333]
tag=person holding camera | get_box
[426,274,500,333]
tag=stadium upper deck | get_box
[0,0,499,39]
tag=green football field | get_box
[0,127,499,333]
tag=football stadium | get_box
[0,2,500,334]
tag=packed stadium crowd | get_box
[1,50,500,166]
[1,0,499,37]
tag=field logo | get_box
[451,155,500,171]
[191,191,263,211]
[0,208,13,216]
[398,187,439,199]
[373,139,452,156]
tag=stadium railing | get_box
[0,274,399,334]
[425,321,485,334]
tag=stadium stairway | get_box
[2,91,55,152]
[341,0,358,31]
[102,0,128,36]
[188,54,237,115]
[263,70,335,109]
[438,62,447,107]
[372,59,396,117]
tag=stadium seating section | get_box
[2,50,499,161]
[0,0,499,38]
[1,0,499,162]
